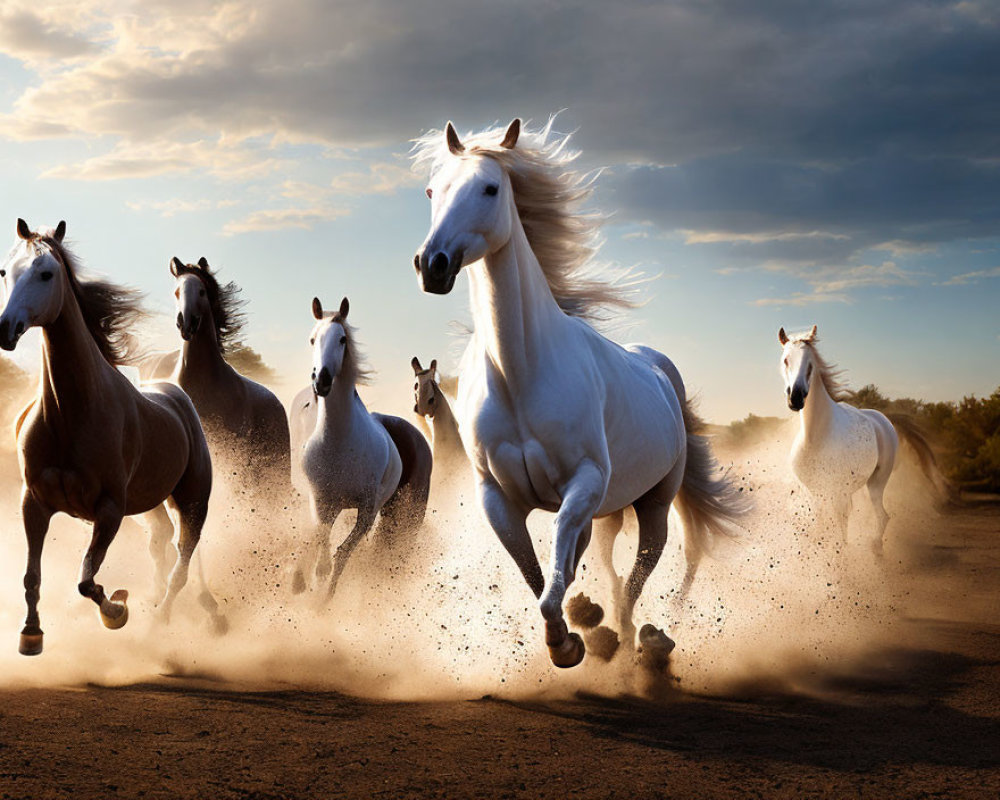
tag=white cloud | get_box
[222,206,350,235]
[683,229,849,245]
[329,161,420,196]
[939,265,1000,286]
[125,198,213,217]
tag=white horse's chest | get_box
[791,409,879,497]
[303,405,397,508]
[459,345,684,513]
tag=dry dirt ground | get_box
[1,501,998,800]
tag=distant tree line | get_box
[847,384,1000,493]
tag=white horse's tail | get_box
[674,399,752,558]
[886,412,960,505]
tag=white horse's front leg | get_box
[540,460,606,668]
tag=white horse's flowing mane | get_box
[413,118,639,322]
[788,330,851,402]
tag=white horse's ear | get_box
[411,356,422,374]
[500,118,521,149]
[808,324,818,340]
[778,327,788,346]
[312,297,323,320]
[16,218,31,240]
[445,121,465,155]
[339,296,349,319]
[170,257,184,277]
[429,358,437,375]
[53,221,66,243]
[197,256,209,270]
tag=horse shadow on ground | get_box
[488,630,1000,773]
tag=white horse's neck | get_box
[315,374,366,438]
[801,372,837,440]
[466,204,566,393]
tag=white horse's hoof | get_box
[637,624,674,670]
[548,631,585,669]
[18,631,43,656]
[100,590,129,630]
[566,593,604,629]
[584,626,620,661]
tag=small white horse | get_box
[294,296,432,597]
[411,357,465,469]
[779,325,950,553]
[413,118,746,668]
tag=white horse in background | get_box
[411,357,466,469]
[413,118,747,668]
[779,325,952,554]
[294,296,432,597]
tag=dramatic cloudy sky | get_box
[0,0,997,421]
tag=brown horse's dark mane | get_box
[173,259,247,354]
[38,236,145,367]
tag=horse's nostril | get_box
[429,252,450,277]
[413,253,421,273]
[176,312,183,328]
[14,322,24,336]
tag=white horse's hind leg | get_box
[866,467,892,556]
[540,461,606,668]
[620,495,669,648]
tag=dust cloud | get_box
[0,371,951,703]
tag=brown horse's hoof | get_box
[566,593,604,629]
[548,631,585,669]
[100,590,129,630]
[18,632,43,656]
[584,626,620,661]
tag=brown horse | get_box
[0,219,218,655]
[168,256,291,501]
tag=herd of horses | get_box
[0,118,949,668]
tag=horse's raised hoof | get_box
[584,625,620,661]
[18,632,43,656]
[291,569,307,595]
[100,589,129,630]
[637,624,674,671]
[566,593,604,629]
[548,631,585,669]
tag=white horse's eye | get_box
[484,184,499,197]
[40,271,53,281]
[309,337,315,345]
[425,187,433,199]
[0,269,5,277]
[339,336,347,345]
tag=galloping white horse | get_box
[294,297,432,597]
[779,325,950,553]
[413,119,746,668]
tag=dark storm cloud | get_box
[6,0,998,262]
